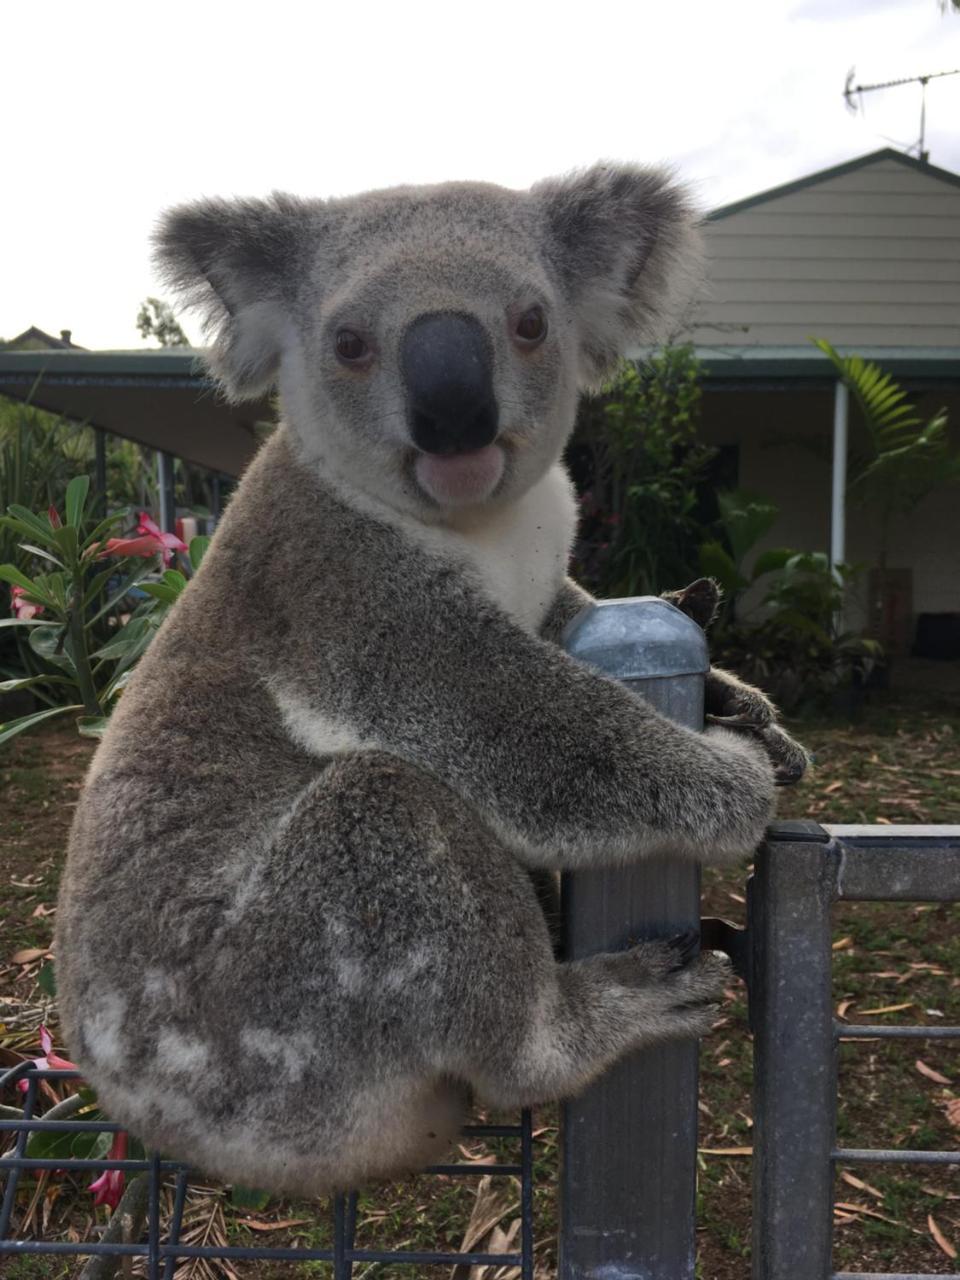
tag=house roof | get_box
[708,147,960,222]
[0,349,272,476]
[2,325,84,351]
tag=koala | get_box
[56,164,807,1197]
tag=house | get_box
[1,326,84,351]
[682,148,960,653]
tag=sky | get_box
[2,0,958,350]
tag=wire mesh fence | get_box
[0,1056,534,1279]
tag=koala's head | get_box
[156,164,700,521]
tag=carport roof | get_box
[1,345,956,477]
[0,348,274,477]
[630,344,960,391]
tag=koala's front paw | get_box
[705,670,776,727]
[714,718,810,787]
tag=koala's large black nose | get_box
[401,312,499,455]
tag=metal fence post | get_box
[750,822,839,1280]
[560,597,709,1280]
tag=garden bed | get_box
[2,683,959,1279]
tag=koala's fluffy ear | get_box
[533,163,702,386]
[154,194,314,400]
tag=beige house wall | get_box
[692,157,960,350]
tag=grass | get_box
[1,675,959,1278]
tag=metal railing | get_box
[751,821,960,1280]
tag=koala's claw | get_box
[668,927,701,969]
[708,709,810,787]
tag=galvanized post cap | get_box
[562,596,710,682]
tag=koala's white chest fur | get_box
[410,463,578,633]
[273,462,578,762]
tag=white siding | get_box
[692,158,960,348]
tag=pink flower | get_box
[89,1132,127,1211]
[10,585,43,621]
[17,1025,78,1092]
[98,512,187,566]
[48,506,62,529]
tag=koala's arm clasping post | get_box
[559,596,707,1280]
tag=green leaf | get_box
[87,566,151,626]
[18,543,65,569]
[0,704,83,747]
[231,1185,272,1211]
[29,624,78,676]
[80,509,129,553]
[0,562,40,593]
[65,475,90,529]
[698,541,747,592]
[716,490,780,564]
[77,715,110,739]
[91,616,154,660]
[0,675,73,694]
[27,1118,112,1162]
[189,536,211,571]
[37,962,56,997]
[4,506,59,546]
[0,617,47,628]
[138,582,181,604]
[751,547,794,580]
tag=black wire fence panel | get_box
[0,1059,534,1279]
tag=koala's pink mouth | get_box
[414,444,505,506]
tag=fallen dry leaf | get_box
[928,1213,957,1260]
[915,1059,952,1086]
[239,1218,310,1232]
[837,999,855,1020]
[943,1098,960,1128]
[836,1202,920,1232]
[11,948,48,965]
[858,1001,914,1016]
[839,1171,883,1200]
[832,936,854,951]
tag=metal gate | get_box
[751,821,960,1280]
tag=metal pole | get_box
[830,380,848,573]
[94,428,107,516]
[750,821,839,1280]
[157,452,176,535]
[560,597,708,1280]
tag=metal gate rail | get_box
[751,821,960,1280]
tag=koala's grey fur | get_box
[56,164,807,1195]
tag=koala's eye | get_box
[335,330,369,363]
[514,306,547,347]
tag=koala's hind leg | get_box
[466,940,728,1111]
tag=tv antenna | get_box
[843,67,959,161]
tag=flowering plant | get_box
[0,475,207,745]
[19,1026,131,1213]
